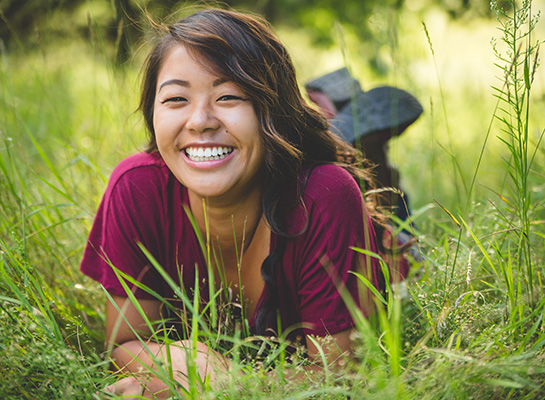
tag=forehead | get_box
[157,44,226,82]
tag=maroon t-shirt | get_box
[80,152,382,339]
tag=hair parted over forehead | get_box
[140,8,346,186]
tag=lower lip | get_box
[181,150,236,169]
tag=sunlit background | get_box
[2,0,544,218]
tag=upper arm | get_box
[296,168,380,335]
[80,161,167,299]
[287,166,382,346]
[106,295,163,346]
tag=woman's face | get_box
[153,45,265,202]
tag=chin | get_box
[187,184,230,199]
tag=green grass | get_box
[1,1,545,399]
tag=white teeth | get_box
[184,146,234,161]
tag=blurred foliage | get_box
[433,0,512,18]
[0,0,512,68]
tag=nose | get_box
[185,101,220,133]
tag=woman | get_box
[81,8,386,398]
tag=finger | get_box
[105,376,144,397]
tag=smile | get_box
[184,146,234,161]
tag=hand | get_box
[105,375,171,399]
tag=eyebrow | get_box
[213,77,228,87]
[158,79,188,92]
[158,78,228,92]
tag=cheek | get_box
[152,110,161,138]
[153,110,176,143]
[250,136,266,172]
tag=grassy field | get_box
[1,1,545,398]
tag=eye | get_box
[162,96,187,104]
[217,95,246,102]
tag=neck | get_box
[188,187,264,256]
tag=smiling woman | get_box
[80,7,392,399]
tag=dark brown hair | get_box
[139,8,383,334]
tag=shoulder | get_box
[109,152,168,186]
[104,152,175,207]
[302,164,362,209]
[282,164,364,235]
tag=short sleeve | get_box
[293,165,382,337]
[80,156,168,298]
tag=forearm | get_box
[111,340,227,386]
[106,340,227,399]
[111,340,163,373]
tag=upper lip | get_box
[181,142,234,149]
